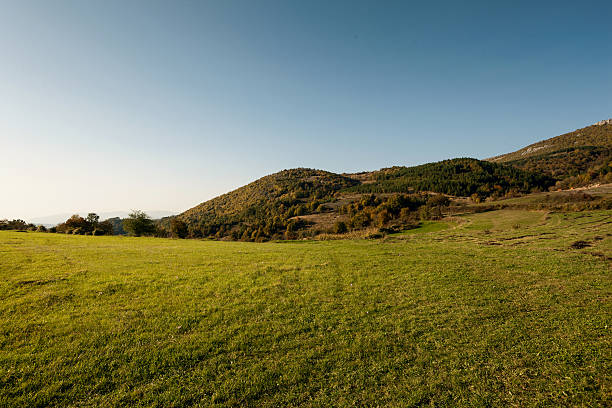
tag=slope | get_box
[343,158,554,199]
[174,168,359,240]
[488,121,612,187]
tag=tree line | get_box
[1,211,161,237]
[0,219,41,231]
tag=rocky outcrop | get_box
[595,119,612,126]
[520,145,550,156]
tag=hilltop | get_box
[488,120,612,187]
[171,168,359,240]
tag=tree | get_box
[375,209,392,227]
[0,219,27,230]
[57,215,89,234]
[86,213,100,226]
[170,218,188,238]
[426,194,450,207]
[123,210,156,237]
[95,220,114,236]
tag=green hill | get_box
[488,121,612,188]
[173,168,359,240]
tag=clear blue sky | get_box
[1,0,611,220]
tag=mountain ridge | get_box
[486,120,612,188]
[488,121,612,163]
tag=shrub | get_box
[123,210,156,237]
[57,215,92,234]
[333,221,348,234]
[427,194,450,207]
[97,220,114,236]
[170,218,189,239]
[0,219,28,231]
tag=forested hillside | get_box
[344,158,554,199]
[489,122,612,188]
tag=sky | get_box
[1,0,611,221]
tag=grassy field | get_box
[1,209,610,407]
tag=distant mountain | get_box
[28,210,176,226]
[488,120,612,187]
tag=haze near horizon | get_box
[1,0,611,220]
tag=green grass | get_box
[1,209,611,407]
[394,220,452,235]
[459,209,548,232]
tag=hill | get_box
[173,168,359,240]
[488,120,612,188]
[170,160,555,241]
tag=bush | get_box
[333,221,348,234]
[97,220,114,236]
[123,210,156,237]
[427,194,450,207]
[0,219,28,231]
[56,214,92,234]
[399,208,413,220]
[170,218,189,239]
[375,209,392,227]
[350,213,371,229]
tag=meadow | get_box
[1,209,610,407]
